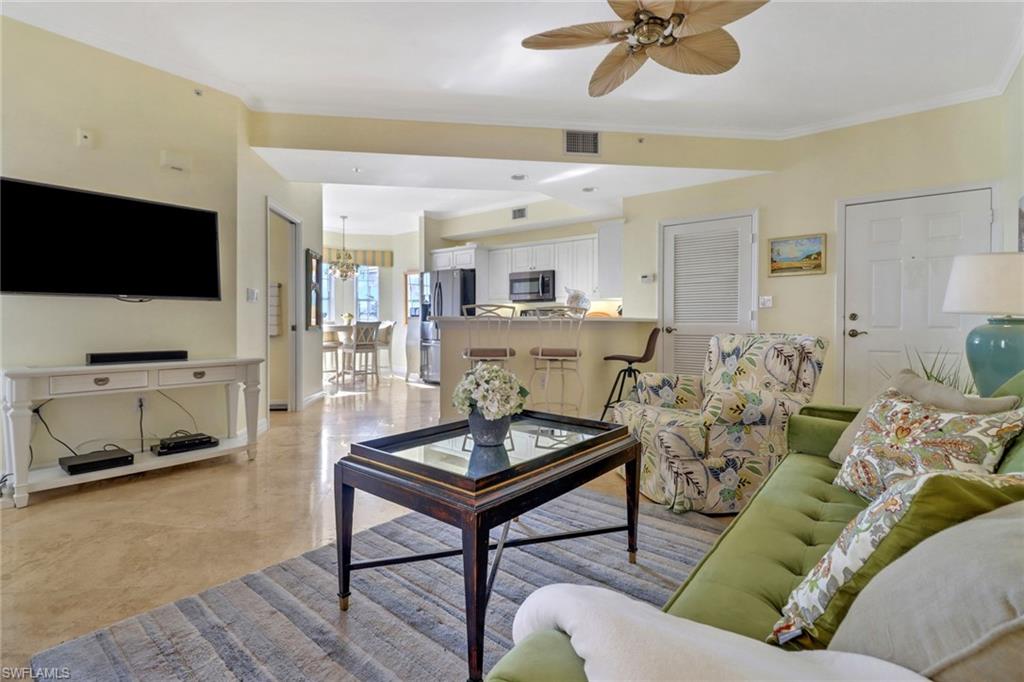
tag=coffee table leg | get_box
[625,445,640,564]
[335,470,354,611]
[462,520,489,682]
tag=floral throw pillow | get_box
[834,389,1024,500]
[769,471,1024,650]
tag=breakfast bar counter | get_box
[431,316,659,420]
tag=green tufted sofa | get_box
[486,372,1024,682]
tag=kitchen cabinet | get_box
[597,221,624,298]
[431,246,479,271]
[511,243,556,272]
[487,248,511,302]
[573,238,598,298]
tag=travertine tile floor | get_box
[0,378,625,667]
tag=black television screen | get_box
[1,178,220,300]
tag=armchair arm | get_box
[786,404,861,457]
[635,373,703,410]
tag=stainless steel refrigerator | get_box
[420,269,476,384]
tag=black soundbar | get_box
[87,350,188,365]
[60,448,134,475]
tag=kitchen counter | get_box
[430,316,657,323]
[432,316,659,420]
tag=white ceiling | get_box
[5,1,1022,139]
[321,185,548,235]
[257,149,763,233]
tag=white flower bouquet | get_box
[453,364,529,421]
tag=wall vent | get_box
[564,129,600,155]
[511,207,528,220]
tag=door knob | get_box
[664,326,677,334]
[848,329,868,338]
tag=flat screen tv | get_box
[1,178,220,300]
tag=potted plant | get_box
[453,364,529,445]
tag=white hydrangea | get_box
[452,363,529,420]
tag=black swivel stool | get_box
[600,327,661,421]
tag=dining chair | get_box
[341,321,381,386]
[376,321,395,377]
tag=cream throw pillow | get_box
[829,502,1024,681]
[828,370,1021,464]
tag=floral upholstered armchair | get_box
[612,333,828,514]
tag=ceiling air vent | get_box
[564,129,600,156]
[512,207,528,220]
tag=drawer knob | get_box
[193,370,207,379]
[93,376,110,386]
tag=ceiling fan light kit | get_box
[523,0,768,96]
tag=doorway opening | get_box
[267,200,304,411]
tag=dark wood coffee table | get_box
[334,410,640,682]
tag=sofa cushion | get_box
[771,472,1024,649]
[662,453,867,639]
[828,502,1024,681]
[834,390,1024,500]
[829,370,1022,464]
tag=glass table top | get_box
[361,414,609,482]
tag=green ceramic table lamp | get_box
[942,253,1024,396]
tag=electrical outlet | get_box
[758,295,774,309]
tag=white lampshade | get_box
[942,253,1024,315]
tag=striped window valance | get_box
[324,247,394,268]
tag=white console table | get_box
[1,357,262,508]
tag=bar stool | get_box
[600,327,661,420]
[528,306,586,415]
[462,304,516,367]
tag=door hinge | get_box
[750,310,757,321]
[989,209,995,226]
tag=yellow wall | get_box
[1,18,323,465]
[437,200,598,241]
[622,75,1021,401]
[445,220,597,248]
[323,229,422,375]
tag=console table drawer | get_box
[158,365,237,386]
[50,371,149,395]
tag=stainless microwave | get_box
[510,270,555,302]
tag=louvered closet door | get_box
[660,216,754,374]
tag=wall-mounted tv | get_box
[1,178,220,300]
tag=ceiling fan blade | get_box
[522,21,631,50]
[607,0,640,21]
[672,1,769,37]
[608,0,677,20]
[648,28,740,75]
[589,43,649,97]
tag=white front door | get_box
[843,189,993,404]
[660,215,755,374]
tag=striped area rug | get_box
[32,490,724,681]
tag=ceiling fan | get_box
[522,1,768,96]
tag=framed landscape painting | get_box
[769,233,826,276]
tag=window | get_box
[405,272,422,322]
[355,266,380,321]
[320,262,335,323]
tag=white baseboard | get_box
[302,391,324,409]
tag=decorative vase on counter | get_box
[340,312,354,325]
[468,408,511,446]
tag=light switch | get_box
[246,287,259,303]
[758,295,774,308]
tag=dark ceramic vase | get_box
[468,408,511,446]
[466,444,512,479]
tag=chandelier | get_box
[329,215,359,281]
